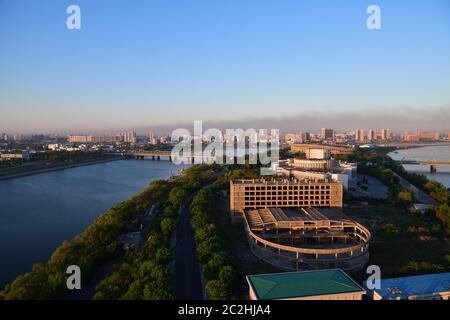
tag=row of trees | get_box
[190,188,238,300]
[93,186,190,300]
[0,179,172,300]
[92,164,217,300]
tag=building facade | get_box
[230,179,343,220]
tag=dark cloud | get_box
[131,105,450,135]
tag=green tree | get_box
[397,189,414,206]
[206,266,237,300]
[160,217,177,237]
[169,187,189,209]
[203,252,228,280]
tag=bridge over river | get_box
[397,157,450,173]
[125,151,217,163]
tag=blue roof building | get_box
[364,272,450,300]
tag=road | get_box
[174,195,204,300]
[394,173,438,205]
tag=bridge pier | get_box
[157,156,160,161]
[152,156,155,160]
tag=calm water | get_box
[388,145,450,188]
[0,159,188,288]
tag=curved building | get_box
[243,207,371,272]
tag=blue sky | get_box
[0,0,450,133]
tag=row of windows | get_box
[244,191,331,196]
[244,201,330,206]
[243,185,332,191]
[245,196,331,201]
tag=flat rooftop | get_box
[244,207,348,229]
[247,269,365,300]
[232,179,338,185]
[366,272,450,299]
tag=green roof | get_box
[247,269,365,300]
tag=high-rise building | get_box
[320,128,334,141]
[118,131,137,143]
[381,129,392,141]
[355,129,365,142]
[367,130,376,141]
[1,133,8,142]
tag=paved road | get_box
[394,173,438,205]
[174,195,204,300]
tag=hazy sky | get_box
[1,0,450,133]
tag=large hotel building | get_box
[230,178,343,220]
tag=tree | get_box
[93,263,133,300]
[424,181,449,203]
[169,187,189,209]
[197,236,223,264]
[435,203,450,234]
[160,217,177,237]
[203,252,228,280]
[155,247,172,265]
[205,266,237,300]
[163,206,177,218]
[397,189,413,204]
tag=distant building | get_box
[365,273,450,300]
[320,128,334,141]
[1,133,8,142]
[277,148,357,190]
[118,131,137,143]
[367,130,376,141]
[381,129,392,141]
[68,135,92,143]
[355,129,365,142]
[403,132,439,142]
[47,143,60,151]
[247,269,366,300]
[0,151,30,159]
[290,143,353,155]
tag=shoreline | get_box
[0,157,124,181]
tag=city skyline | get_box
[1,0,450,133]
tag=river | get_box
[388,145,450,188]
[0,159,188,289]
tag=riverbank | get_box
[388,145,450,188]
[0,157,124,181]
[0,160,189,289]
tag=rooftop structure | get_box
[290,143,353,155]
[276,148,357,190]
[243,207,370,272]
[365,273,450,300]
[247,269,365,300]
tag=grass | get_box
[348,204,450,279]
